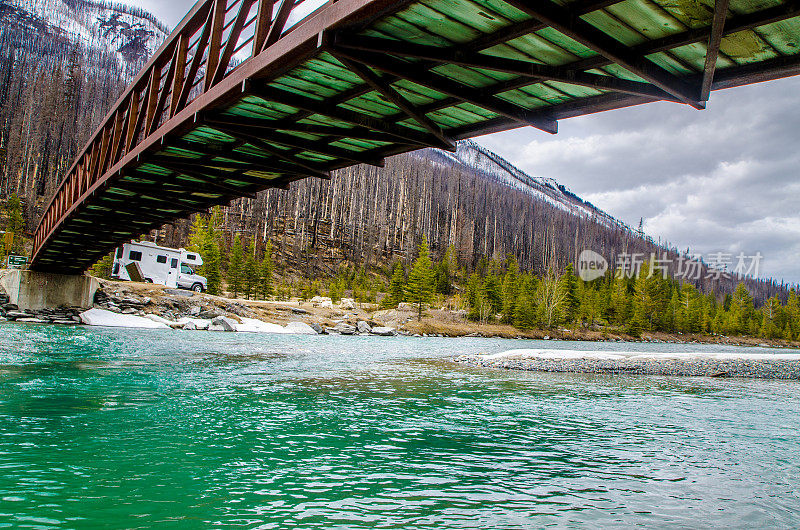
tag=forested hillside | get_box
[1,0,793,309]
[0,0,169,220]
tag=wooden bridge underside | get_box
[31,0,800,273]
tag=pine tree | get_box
[187,211,222,295]
[730,283,755,335]
[483,273,503,314]
[3,194,25,256]
[501,257,520,324]
[204,220,223,296]
[434,246,455,295]
[244,240,257,300]
[561,264,580,325]
[260,240,275,300]
[406,237,435,320]
[632,261,669,332]
[89,252,114,279]
[228,235,244,299]
[382,261,406,309]
[514,292,537,330]
[187,214,208,257]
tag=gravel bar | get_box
[455,352,800,380]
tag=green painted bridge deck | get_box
[32,0,800,273]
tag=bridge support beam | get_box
[0,270,99,311]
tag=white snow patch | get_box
[484,349,800,361]
[235,318,291,334]
[80,308,169,329]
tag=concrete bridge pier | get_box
[0,270,99,311]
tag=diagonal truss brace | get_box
[701,0,732,101]
[332,52,456,149]
[504,0,705,109]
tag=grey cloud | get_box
[478,77,800,283]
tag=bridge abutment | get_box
[0,270,98,310]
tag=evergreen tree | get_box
[382,261,406,308]
[561,264,580,325]
[483,273,503,314]
[260,240,275,300]
[187,215,208,258]
[228,235,244,298]
[203,219,223,296]
[632,261,669,332]
[328,278,344,303]
[406,237,435,320]
[89,252,114,279]
[730,283,755,335]
[514,289,538,330]
[434,246,455,295]
[501,257,520,324]
[2,194,25,256]
[187,211,222,295]
[244,240,257,300]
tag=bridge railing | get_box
[32,0,333,262]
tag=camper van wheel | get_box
[191,283,204,293]
[144,278,153,284]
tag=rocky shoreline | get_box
[455,351,800,380]
[0,282,400,337]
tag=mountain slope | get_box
[0,0,169,208]
[4,0,169,75]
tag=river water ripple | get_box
[1,324,798,528]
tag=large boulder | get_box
[80,308,170,329]
[209,316,238,332]
[333,322,357,335]
[372,327,397,337]
[357,321,372,334]
[285,321,319,335]
[339,299,356,310]
[180,318,211,331]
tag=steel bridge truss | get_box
[31,0,800,273]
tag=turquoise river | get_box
[1,323,799,528]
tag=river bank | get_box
[1,278,799,349]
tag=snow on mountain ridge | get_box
[8,0,169,77]
[421,140,632,232]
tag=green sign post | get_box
[7,255,28,270]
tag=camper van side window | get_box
[186,254,197,261]
[116,248,122,259]
[171,259,178,269]
[129,251,143,261]
[156,255,167,264]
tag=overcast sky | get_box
[126,1,800,284]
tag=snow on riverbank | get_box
[79,309,320,334]
[458,348,800,379]
[81,309,170,329]
[484,349,800,361]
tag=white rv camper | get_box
[111,241,208,292]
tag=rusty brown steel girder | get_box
[32,0,406,272]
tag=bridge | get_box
[31,0,800,273]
